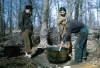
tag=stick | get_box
[59,46,62,51]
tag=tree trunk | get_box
[6,7,10,29]
[66,0,73,19]
[10,0,12,33]
[16,0,22,30]
[0,0,5,36]
[98,0,100,45]
[74,0,80,20]
[33,0,41,27]
[0,0,1,36]
[79,0,83,22]
[28,0,32,6]
[19,0,22,13]
[38,0,49,48]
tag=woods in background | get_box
[0,0,100,38]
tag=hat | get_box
[58,17,66,24]
[25,5,33,10]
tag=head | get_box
[59,7,66,17]
[25,5,33,14]
[58,17,67,26]
[60,19,66,26]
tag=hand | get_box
[61,41,64,45]
[58,30,60,32]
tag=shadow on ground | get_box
[32,48,45,58]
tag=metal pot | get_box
[46,46,68,63]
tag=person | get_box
[18,5,34,58]
[59,18,88,65]
[57,7,72,56]
[57,7,71,33]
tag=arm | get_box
[57,15,61,32]
[62,28,72,55]
[62,27,71,49]
[66,41,71,49]
[57,15,66,32]
[61,26,66,38]
[57,23,60,32]
[61,27,72,46]
[18,13,25,32]
[63,27,72,43]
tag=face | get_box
[60,10,66,17]
[61,20,66,26]
[25,9,31,14]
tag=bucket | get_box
[46,46,68,63]
[63,66,71,68]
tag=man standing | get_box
[59,18,88,65]
[18,5,34,58]
[57,7,71,37]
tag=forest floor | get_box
[0,49,100,68]
[0,28,100,68]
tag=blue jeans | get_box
[74,26,88,61]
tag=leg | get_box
[30,31,34,48]
[22,30,32,54]
[82,38,87,59]
[75,26,88,61]
[28,29,34,48]
[75,37,87,61]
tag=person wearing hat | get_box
[18,5,34,58]
[57,7,72,56]
[59,18,88,65]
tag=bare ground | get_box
[0,28,100,68]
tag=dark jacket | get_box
[63,19,84,42]
[18,11,33,32]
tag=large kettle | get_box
[46,46,68,63]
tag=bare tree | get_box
[74,0,80,20]
[66,0,74,19]
[0,0,5,36]
[9,0,12,33]
[16,0,22,29]
[39,0,49,48]
[32,0,42,27]
[28,0,32,6]
[98,0,100,45]
[0,0,1,36]
[79,0,83,22]
[19,0,22,13]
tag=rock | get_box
[12,29,21,33]
[87,40,97,52]
[3,33,23,46]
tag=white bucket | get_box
[63,66,71,68]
